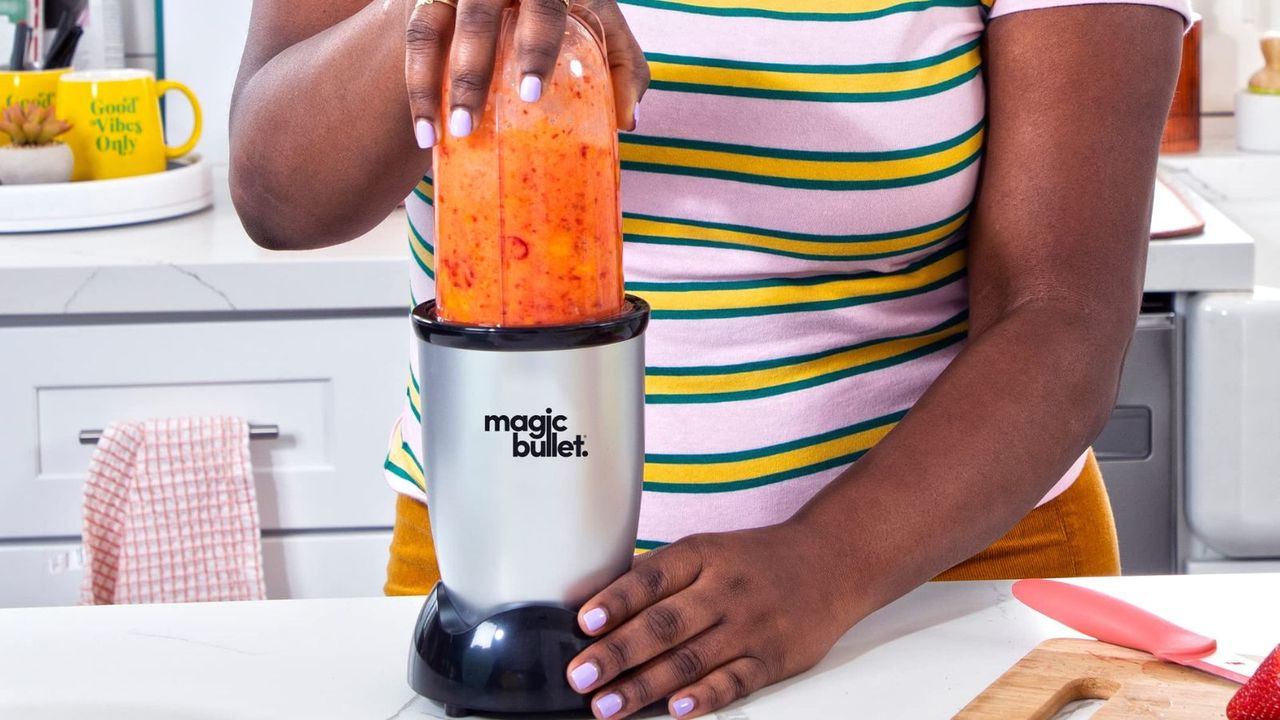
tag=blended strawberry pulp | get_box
[433,13,623,328]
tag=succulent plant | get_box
[0,102,73,147]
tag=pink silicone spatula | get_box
[1013,578,1259,684]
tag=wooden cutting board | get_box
[955,638,1238,719]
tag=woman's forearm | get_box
[791,3,1179,627]
[791,298,1134,623]
[556,292,1147,718]
[231,0,426,250]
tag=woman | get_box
[230,0,1187,715]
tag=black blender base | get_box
[408,583,593,717]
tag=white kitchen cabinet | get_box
[0,314,407,539]
[0,530,394,607]
[0,170,416,606]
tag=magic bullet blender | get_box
[407,7,649,716]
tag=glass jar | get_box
[433,8,623,327]
[1160,16,1201,154]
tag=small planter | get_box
[0,143,75,185]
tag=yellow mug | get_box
[56,69,202,181]
[0,69,70,146]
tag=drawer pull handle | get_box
[78,424,281,446]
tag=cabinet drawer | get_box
[0,315,406,538]
[0,530,395,608]
[38,381,331,479]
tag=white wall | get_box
[1199,0,1280,113]
[157,0,253,166]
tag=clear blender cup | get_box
[432,7,623,327]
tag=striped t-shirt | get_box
[387,0,1190,549]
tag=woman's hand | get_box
[404,0,649,148]
[565,525,860,719]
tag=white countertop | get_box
[1160,116,1280,288]
[0,169,408,317]
[0,166,1259,317]
[1,574,1277,719]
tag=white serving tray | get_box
[0,154,214,234]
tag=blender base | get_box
[408,583,593,717]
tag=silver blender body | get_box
[413,298,648,625]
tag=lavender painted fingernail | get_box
[570,662,599,691]
[583,607,607,632]
[414,118,436,149]
[449,108,472,137]
[595,692,623,719]
[672,697,696,717]
[631,103,641,129]
[520,74,542,102]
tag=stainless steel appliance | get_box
[1094,294,1181,575]
[407,298,649,716]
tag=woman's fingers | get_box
[562,528,834,719]
[567,591,720,695]
[583,627,738,720]
[409,0,645,138]
[513,0,569,102]
[576,539,704,637]
[583,0,649,129]
[670,656,774,719]
[405,0,457,148]
[446,0,507,136]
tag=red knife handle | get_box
[1012,579,1217,659]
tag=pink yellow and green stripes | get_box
[620,0,980,20]
[406,365,421,421]
[643,408,907,492]
[620,120,983,190]
[626,242,966,319]
[384,421,426,492]
[623,207,968,261]
[642,39,981,102]
[413,177,434,206]
[408,216,435,281]
[646,310,967,403]
[394,179,430,492]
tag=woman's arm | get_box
[230,0,426,250]
[795,0,1183,617]
[562,6,1183,719]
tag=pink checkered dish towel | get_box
[80,417,267,605]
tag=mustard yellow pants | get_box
[384,451,1119,595]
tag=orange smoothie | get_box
[433,11,623,327]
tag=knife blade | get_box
[1013,578,1260,684]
